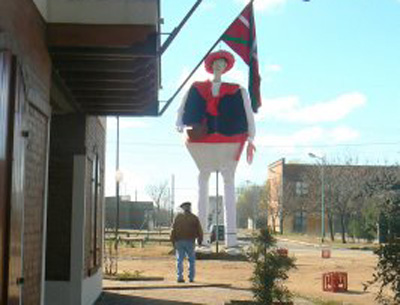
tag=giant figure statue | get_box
[176,50,256,248]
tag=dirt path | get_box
[103,242,380,304]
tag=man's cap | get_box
[180,201,191,208]
[204,50,235,74]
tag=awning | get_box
[48,21,160,116]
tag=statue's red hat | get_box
[204,50,235,74]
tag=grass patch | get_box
[196,251,248,261]
[104,270,164,281]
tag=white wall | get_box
[82,270,102,305]
[47,0,158,25]
[45,282,71,305]
[45,271,102,305]
[33,0,48,20]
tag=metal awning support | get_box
[158,36,221,116]
[159,0,203,55]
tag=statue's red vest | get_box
[183,80,249,143]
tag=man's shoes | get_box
[177,279,185,283]
[189,279,194,283]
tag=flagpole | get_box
[158,0,255,116]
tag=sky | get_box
[105,0,400,210]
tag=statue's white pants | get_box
[186,142,240,247]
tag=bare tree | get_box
[364,164,400,238]
[327,156,371,243]
[237,184,262,229]
[261,179,281,233]
[146,180,169,227]
[303,156,371,243]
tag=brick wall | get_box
[23,105,48,305]
[0,2,51,303]
[0,0,50,85]
[46,114,85,281]
[84,117,106,277]
[46,114,105,280]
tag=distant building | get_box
[268,158,312,234]
[267,158,393,236]
[105,197,154,230]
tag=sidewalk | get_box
[96,280,313,305]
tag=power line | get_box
[106,140,400,149]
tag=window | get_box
[295,181,308,196]
[293,211,307,233]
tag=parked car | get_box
[209,224,225,243]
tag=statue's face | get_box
[212,58,228,74]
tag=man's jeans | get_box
[175,239,196,281]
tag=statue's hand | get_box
[246,141,256,164]
[176,124,184,133]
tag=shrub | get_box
[365,240,400,304]
[249,227,296,304]
[364,191,400,304]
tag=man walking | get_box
[170,202,203,283]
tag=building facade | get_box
[267,158,390,236]
[0,0,161,304]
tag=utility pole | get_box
[309,153,326,243]
[171,174,175,225]
[114,116,123,274]
[216,171,220,254]
[115,116,120,250]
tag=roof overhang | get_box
[34,0,159,25]
[44,0,161,116]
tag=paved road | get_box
[276,238,374,255]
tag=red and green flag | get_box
[221,2,261,112]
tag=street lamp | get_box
[308,153,325,243]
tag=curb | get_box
[103,283,232,291]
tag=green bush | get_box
[365,241,400,304]
[249,227,296,304]
[348,217,375,242]
[364,192,400,304]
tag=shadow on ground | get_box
[95,292,202,305]
[342,289,367,295]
